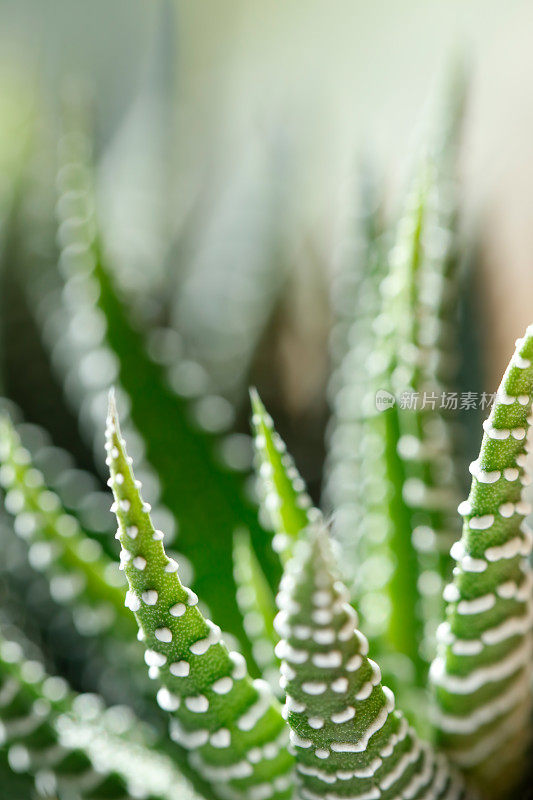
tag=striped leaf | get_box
[431,327,533,798]
[276,526,471,800]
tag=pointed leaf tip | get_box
[107,387,119,430]
[249,386,263,416]
[250,393,320,562]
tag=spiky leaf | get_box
[354,172,430,684]
[431,327,533,798]
[106,394,294,800]
[0,413,134,639]
[276,526,471,800]
[0,634,195,800]
[251,388,321,562]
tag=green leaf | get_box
[323,164,389,606]
[276,525,470,800]
[325,75,467,693]
[351,172,430,686]
[250,388,321,562]
[233,527,279,692]
[431,326,533,798]
[47,120,278,662]
[396,63,468,576]
[393,160,465,664]
[0,412,213,770]
[0,413,134,639]
[335,154,464,697]
[106,393,294,800]
[0,408,184,727]
[0,634,198,800]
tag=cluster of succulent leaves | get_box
[0,49,531,800]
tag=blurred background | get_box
[0,0,532,759]
[1,0,533,489]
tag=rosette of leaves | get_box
[105,392,478,800]
[1,59,533,800]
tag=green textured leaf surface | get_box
[0,415,132,637]
[106,394,294,800]
[431,327,533,798]
[276,527,471,800]
[0,414,133,638]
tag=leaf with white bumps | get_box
[0,413,135,639]
[251,388,321,562]
[277,526,472,800]
[106,392,294,800]
[351,172,431,685]
[431,326,533,798]
[0,634,194,800]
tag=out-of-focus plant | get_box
[174,137,290,402]
[323,73,468,719]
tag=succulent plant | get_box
[0,62,531,800]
